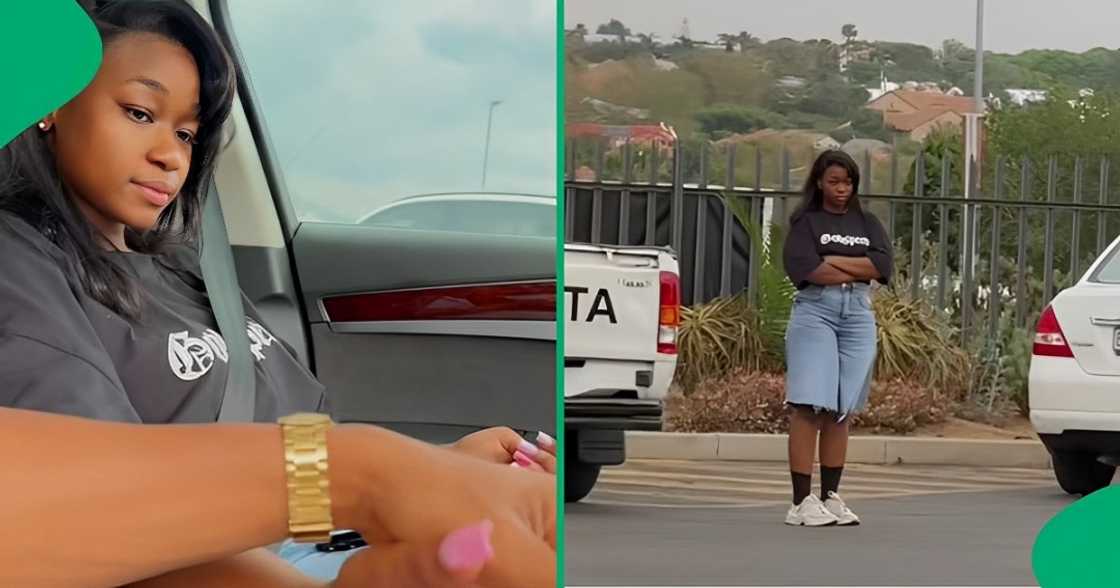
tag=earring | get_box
[37,120,50,131]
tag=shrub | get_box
[664,370,787,433]
[676,204,795,393]
[958,317,1033,422]
[853,378,948,434]
[664,369,947,435]
[872,287,973,400]
[676,294,766,392]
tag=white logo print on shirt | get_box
[168,319,278,382]
[820,233,870,247]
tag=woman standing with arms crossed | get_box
[781,150,893,527]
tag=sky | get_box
[565,0,1120,55]
[227,0,556,223]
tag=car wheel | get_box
[565,448,602,503]
[1051,450,1116,496]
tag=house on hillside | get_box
[582,33,647,44]
[866,90,979,141]
[1005,89,1048,106]
[776,76,808,90]
[839,42,874,71]
[691,40,726,50]
[579,97,650,121]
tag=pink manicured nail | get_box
[513,450,534,467]
[438,520,495,571]
[536,431,556,448]
[517,439,540,457]
[510,461,522,468]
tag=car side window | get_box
[225,1,556,224]
[1092,244,1120,284]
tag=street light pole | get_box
[958,0,985,334]
[963,0,984,273]
[482,99,503,190]
[974,0,984,115]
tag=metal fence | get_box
[565,139,1120,341]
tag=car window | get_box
[1091,242,1120,284]
[364,200,553,237]
[226,0,556,224]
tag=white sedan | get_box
[1030,234,1120,495]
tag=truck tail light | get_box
[658,271,680,354]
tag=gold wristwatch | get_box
[278,412,335,543]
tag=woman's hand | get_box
[333,521,496,587]
[330,426,556,588]
[451,427,557,473]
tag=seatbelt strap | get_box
[200,182,256,422]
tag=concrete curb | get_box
[626,432,1052,469]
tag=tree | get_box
[736,31,760,51]
[940,39,977,91]
[794,76,870,118]
[718,33,738,52]
[596,18,631,39]
[841,24,858,45]
[566,24,589,44]
[987,86,1120,157]
[875,41,941,84]
[848,108,894,142]
[903,125,964,198]
[940,39,970,62]
[694,104,788,135]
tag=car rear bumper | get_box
[564,398,662,431]
[1029,356,1120,432]
[564,398,663,466]
[1031,409,1120,436]
[1037,428,1120,457]
[564,356,676,401]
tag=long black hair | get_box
[790,149,862,224]
[0,0,236,319]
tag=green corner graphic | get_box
[1033,486,1120,586]
[0,0,102,148]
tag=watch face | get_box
[281,412,331,426]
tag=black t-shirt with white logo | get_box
[782,206,894,290]
[0,212,325,423]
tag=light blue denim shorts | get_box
[784,283,878,421]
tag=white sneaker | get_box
[823,491,861,526]
[784,494,840,527]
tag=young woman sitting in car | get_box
[0,0,555,584]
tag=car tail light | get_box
[658,271,680,354]
[1033,304,1074,358]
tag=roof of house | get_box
[887,109,963,132]
[871,90,979,114]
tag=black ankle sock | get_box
[791,471,812,505]
[821,465,844,498]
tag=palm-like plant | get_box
[674,193,798,393]
[676,295,764,392]
[724,193,797,360]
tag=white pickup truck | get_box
[564,243,681,502]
